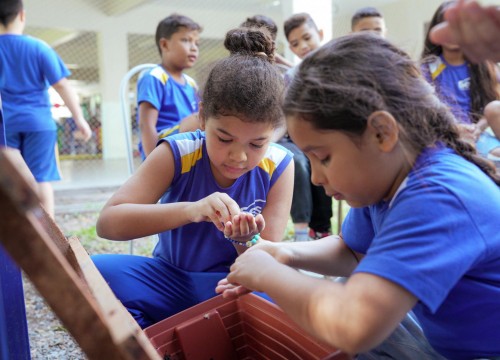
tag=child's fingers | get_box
[210,211,225,231]
[236,214,250,235]
[254,214,266,233]
[223,221,233,237]
[215,194,240,222]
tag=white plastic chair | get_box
[119,63,156,254]
[120,63,156,176]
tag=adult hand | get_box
[430,0,500,63]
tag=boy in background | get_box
[279,12,333,241]
[137,14,201,158]
[0,0,92,216]
[284,12,323,62]
[351,6,387,38]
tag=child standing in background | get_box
[137,13,201,158]
[278,12,333,241]
[93,26,294,329]
[351,6,387,37]
[0,0,91,216]
[421,1,500,161]
[217,33,500,359]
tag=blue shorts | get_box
[6,130,61,182]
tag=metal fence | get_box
[21,0,436,189]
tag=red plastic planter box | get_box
[144,293,349,360]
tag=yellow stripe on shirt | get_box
[180,145,203,174]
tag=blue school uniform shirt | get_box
[342,145,500,360]
[153,130,293,273]
[423,56,471,124]
[0,34,70,132]
[136,65,198,137]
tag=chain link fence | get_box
[24,0,439,190]
[22,0,298,190]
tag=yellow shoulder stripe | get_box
[258,158,277,178]
[151,67,169,85]
[180,146,203,174]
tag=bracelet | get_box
[226,234,260,248]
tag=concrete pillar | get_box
[97,28,129,159]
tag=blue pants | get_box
[92,254,227,329]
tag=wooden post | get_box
[0,149,161,360]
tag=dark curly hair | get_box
[285,32,500,184]
[240,15,278,41]
[200,27,284,128]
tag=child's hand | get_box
[223,213,265,243]
[188,192,241,231]
[246,238,293,265]
[215,278,251,298]
[73,119,92,142]
[224,249,278,294]
[457,123,476,144]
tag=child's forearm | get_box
[282,235,359,277]
[254,265,414,355]
[52,78,85,123]
[52,78,91,139]
[96,202,196,240]
[140,123,159,157]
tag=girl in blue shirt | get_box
[218,33,500,360]
[93,27,294,329]
[421,1,500,162]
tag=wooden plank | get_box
[0,148,161,360]
[68,236,161,358]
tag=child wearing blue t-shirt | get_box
[421,1,500,162]
[93,27,294,329]
[0,0,91,216]
[137,14,201,158]
[217,33,500,359]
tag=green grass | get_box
[67,222,156,257]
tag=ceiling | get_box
[78,0,402,17]
[81,0,284,16]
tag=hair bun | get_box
[224,27,275,63]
